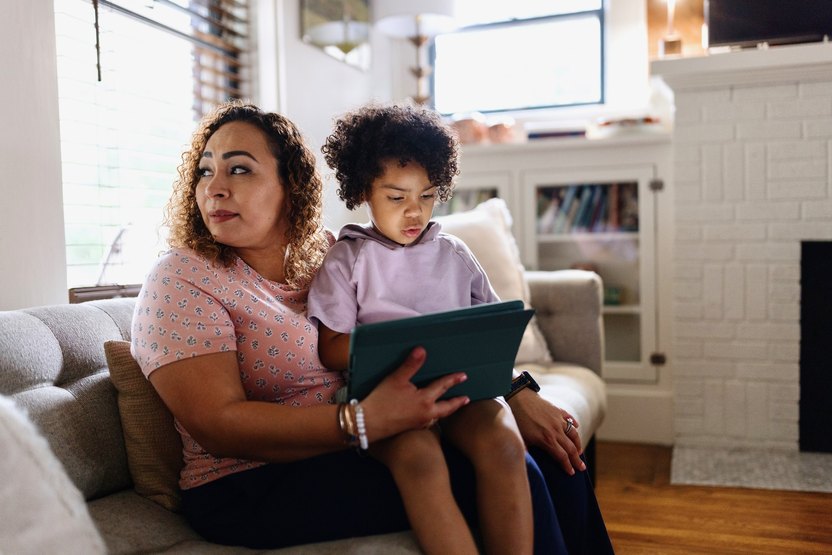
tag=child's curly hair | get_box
[165,99,329,289]
[322,104,459,210]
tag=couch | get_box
[0,200,606,554]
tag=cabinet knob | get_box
[650,352,667,366]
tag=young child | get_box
[308,104,533,555]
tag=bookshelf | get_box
[458,135,672,386]
[536,182,639,235]
[434,187,499,217]
[523,165,658,382]
[441,170,511,217]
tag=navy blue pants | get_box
[182,443,614,554]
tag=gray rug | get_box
[671,446,832,493]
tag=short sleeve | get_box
[471,259,500,305]
[307,240,360,334]
[131,251,237,376]
[446,235,499,305]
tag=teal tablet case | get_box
[347,300,534,401]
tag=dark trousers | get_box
[182,443,614,554]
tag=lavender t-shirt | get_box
[307,222,498,334]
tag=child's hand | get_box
[361,346,470,442]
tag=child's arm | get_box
[318,324,351,371]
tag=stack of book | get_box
[536,182,638,235]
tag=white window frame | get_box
[431,6,605,116]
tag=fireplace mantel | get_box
[651,41,832,90]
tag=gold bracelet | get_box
[349,403,359,439]
[337,403,357,446]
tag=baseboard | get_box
[596,385,674,445]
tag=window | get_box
[53,0,250,289]
[432,0,604,115]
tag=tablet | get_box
[347,300,534,401]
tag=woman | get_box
[131,100,613,553]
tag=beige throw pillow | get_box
[435,198,553,364]
[104,340,183,512]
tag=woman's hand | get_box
[361,347,470,442]
[507,388,586,475]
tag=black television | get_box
[706,0,832,48]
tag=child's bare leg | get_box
[442,399,533,555]
[370,429,478,555]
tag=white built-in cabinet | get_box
[456,135,673,385]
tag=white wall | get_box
[0,0,67,310]
[267,0,394,231]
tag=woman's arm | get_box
[149,347,471,463]
[507,388,586,476]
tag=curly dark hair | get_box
[165,100,329,289]
[321,104,459,210]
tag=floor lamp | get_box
[374,0,457,105]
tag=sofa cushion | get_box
[1,303,133,500]
[435,198,553,364]
[0,394,106,554]
[105,340,183,512]
[89,489,421,554]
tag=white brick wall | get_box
[666,57,832,449]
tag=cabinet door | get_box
[434,171,512,217]
[521,165,658,383]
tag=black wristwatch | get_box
[505,370,540,400]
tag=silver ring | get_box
[564,417,574,435]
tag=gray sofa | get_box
[0,270,606,554]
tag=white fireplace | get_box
[653,42,832,451]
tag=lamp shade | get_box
[374,0,458,37]
[306,21,370,54]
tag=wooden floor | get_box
[594,441,832,554]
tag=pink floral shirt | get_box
[131,248,344,489]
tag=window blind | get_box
[53,0,250,288]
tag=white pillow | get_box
[0,395,106,555]
[435,198,553,364]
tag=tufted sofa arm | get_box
[525,269,604,377]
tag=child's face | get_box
[366,159,436,246]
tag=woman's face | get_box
[196,121,288,252]
[366,159,436,246]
